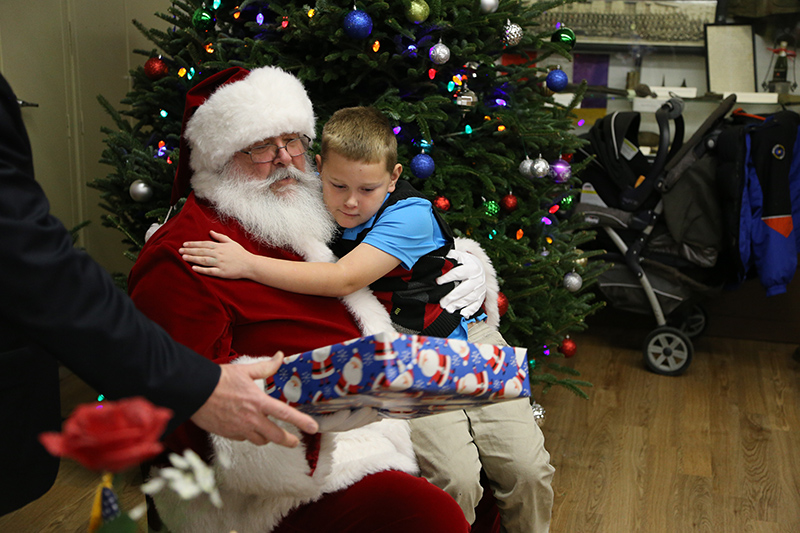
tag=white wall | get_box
[0,0,169,273]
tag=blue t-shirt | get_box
[340,195,470,340]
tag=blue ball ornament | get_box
[343,10,373,39]
[410,153,435,179]
[545,69,569,92]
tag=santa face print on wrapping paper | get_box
[456,371,490,396]
[417,349,453,387]
[334,351,364,396]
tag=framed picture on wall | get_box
[705,24,756,93]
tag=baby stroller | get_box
[573,94,738,375]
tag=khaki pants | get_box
[408,322,555,532]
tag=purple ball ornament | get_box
[343,9,373,39]
[550,157,572,184]
[545,69,569,92]
[410,153,436,179]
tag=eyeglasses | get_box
[239,135,311,164]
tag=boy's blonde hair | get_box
[320,106,398,173]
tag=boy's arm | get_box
[245,242,400,296]
[181,231,400,297]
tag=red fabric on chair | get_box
[273,470,470,533]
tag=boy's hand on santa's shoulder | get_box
[437,249,487,317]
[179,230,252,279]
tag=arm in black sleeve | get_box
[0,72,219,430]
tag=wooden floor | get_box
[2,326,799,532]
[542,326,800,533]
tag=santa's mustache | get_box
[244,164,316,191]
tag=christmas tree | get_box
[91,0,604,397]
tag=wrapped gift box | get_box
[265,331,530,419]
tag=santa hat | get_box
[170,66,316,204]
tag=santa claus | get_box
[128,66,473,532]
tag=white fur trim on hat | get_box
[185,66,316,176]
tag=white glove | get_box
[437,249,487,317]
[312,407,381,433]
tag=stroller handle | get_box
[620,99,685,211]
[662,97,685,120]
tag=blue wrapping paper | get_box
[266,331,530,419]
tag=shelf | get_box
[573,39,705,56]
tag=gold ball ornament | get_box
[406,0,430,24]
[574,249,588,268]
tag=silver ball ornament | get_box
[519,157,535,178]
[129,179,154,202]
[563,271,583,292]
[429,42,451,65]
[531,400,546,426]
[532,157,550,178]
[480,0,500,13]
[503,20,523,47]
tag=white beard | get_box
[191,154,396,338]
[193,157,336,255]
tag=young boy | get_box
[180,106,553,532]
[181,106,473,339]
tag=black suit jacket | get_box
[0,73,220,515]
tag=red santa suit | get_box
[129,192,430,532]
[129,193,371,458]
[128,66,471,533]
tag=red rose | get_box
[39,397,173,472]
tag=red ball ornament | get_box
[558,337,577,357]
[501,194,518,212]
[497,292,509,316]
[144,57,168,81]
[433,195,451,211]
[562,153,574,163]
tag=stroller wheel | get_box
[642,326,693,376]
[676,304,708,339]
